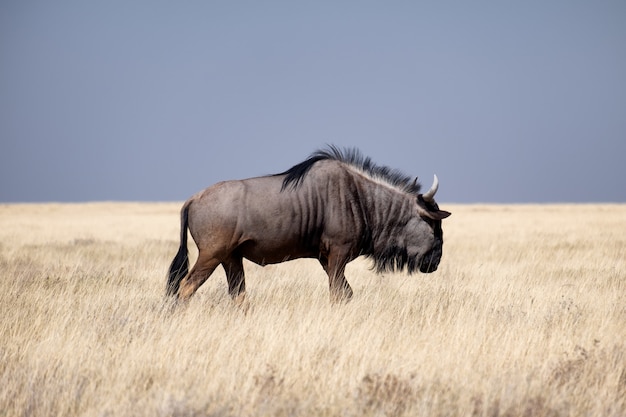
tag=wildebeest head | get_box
[415,175,451,272]
[372,174,451,275]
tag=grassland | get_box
[0,203,625,417]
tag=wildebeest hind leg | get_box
[222,254,246,300]
[178,253,221,301]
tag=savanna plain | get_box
[1,203,625,417]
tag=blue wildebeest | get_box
[167,146,451,303]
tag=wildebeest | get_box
[167,146,451,303]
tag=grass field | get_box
[1,203,625,417]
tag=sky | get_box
[1,1,625,203]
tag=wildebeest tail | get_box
[166,200,191,296]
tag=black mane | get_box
[279,145,422,194]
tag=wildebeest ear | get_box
[432,210,451,220]
[417,205,451,220]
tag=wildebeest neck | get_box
[347,169,428,274]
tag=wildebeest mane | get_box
[279,145,422,194]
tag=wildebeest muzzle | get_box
[419,245,442,273]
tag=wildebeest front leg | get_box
[320,251,353,303]
[223,254,246,301]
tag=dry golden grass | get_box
[1,203,625,417]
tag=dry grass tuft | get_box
[357,373,414,416]
[0,203,625,416]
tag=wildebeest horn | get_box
[422,175,439,202]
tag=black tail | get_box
[166,201,191,297]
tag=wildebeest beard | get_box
[367,246,424,274]
[367,241,442,274]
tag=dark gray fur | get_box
[167,146,450,303]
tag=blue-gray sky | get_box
[1,1,625,203]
